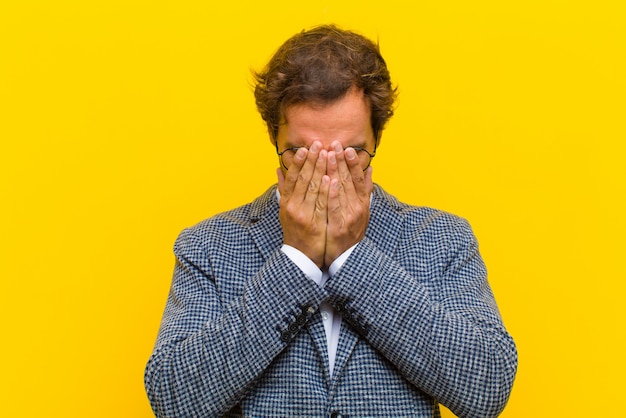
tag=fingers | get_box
[344,147,370,200]
[283,142,323,203]
[316,174,330,217]
[327,177,342,224]
[304,148,328,209]
[329,141,371,205]
[280,146,307,200]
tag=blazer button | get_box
[280,330,291,342]
[288,322,299,333]
[296,313,307,325]
[330,411,345,418]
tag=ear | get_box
[268,127,277,147]
[374,130,382,149]
[276,167,285,194]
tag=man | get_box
[145,25,517,418]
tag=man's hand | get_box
[278,140,373,269]
[277,141,330,268]
[324,141,373,268]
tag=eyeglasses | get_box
[276,143,377,171]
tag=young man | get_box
[145,25,517,418]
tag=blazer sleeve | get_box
[144,226,327,418]
[324,214,517,418]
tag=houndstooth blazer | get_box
[145,184,517,418]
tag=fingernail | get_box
[318,150,326,161]
[310,142,320,153]
[333,142,342,153]
[296,148,307,160]
[328,151,336,164]
[346,148,356,160]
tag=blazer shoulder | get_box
[373,184,473,236]
[175,185,278,251]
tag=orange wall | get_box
[1,1,624,416]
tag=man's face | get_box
[274,88,377,171]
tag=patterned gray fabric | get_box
[145,184,517,417]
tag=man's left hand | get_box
[324,141,373,268]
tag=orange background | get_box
[1,1,624,416]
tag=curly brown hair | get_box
[253,25,397,142]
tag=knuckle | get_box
[286,171,299,183]
[284,203,302,219]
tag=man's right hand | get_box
[277,141,330,268]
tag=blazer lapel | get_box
[305,313,333,385]
[328,322,360,391]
